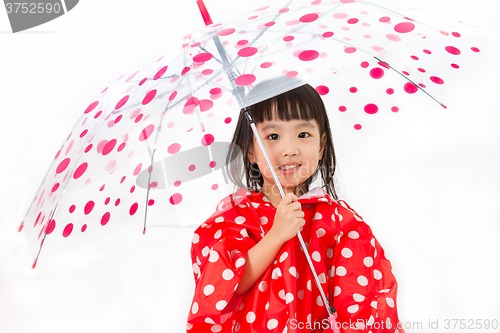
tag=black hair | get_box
[225,82,338,199]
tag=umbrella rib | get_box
[374,56,447,108]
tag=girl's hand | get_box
[268,193,305,244]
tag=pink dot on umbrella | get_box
[224,117,232,124]
[101,212,111,226]
[183,97,199,114]
[142,90,157,105]
[212,184,219,190]
[370,67,385,79]
[125,70,139,82]
[423,49,432,54]
[354,124,362,130]
[102,139,117,156]
[121,175,126,183]
[46,219,56,234]
[237,39,249,46]
[364,104,379,114]
[323,31,334,38]
[117,142,126,152]
[174,181,181,187]
[133,163,142,176]
[315,85,329,95]
[248,15,258,20]
[235,74,256,86]
[54,150,61,160]
[386,34,401,42]
[386,88,394,95]
[51,183,59,193]
[411,55,419,60]
[379,16,390,23]
[265,21,275,27]
[139,124,155,141]
[115,198,120,206]
[451,63,460,69]
[168,143,181,154]
[445,46,461,55]
[182,67,191,75]
[349,87,358,93]
[139,78,147,86]
[217,28,235,36]
[430,76,444,84]
[104,197,110,205]
[286,71,298,78]
[260,62,272,68]
[69,205,76,213]
[81,224,87,232]
[344,47,357,54]
[202,134,215,146]
[129,203,139,216]
[63,223,73,237]
[193,53,213,62]
[170,193,183,205]
[84,201,95,215]
[238,47,258,57]
[56,158,70,174]
[199,99,214,112]
[84,101,99,114]
[379,61,390,69]
[452,32,461,37]
[130,185,135,193]
[299,50,319,61]
[114,115,122,124]
[202,69,213,75]
[471,47,480,52]
[279,8,289,13]
[209,161,216,168]
[154,66,168,80]
[394,22,415,33]
[402,71,409,75]
[73,162,88,179]
[339,106,347,112]
[299,13,319,23]
[148,199,155,206]
[418,68,426,73]
[347,18,359,24]
[361,61,369,68]
[115,95,129,110]
[210,88,221,95]
[392,106,400,112]
[100,184,105,191]
[333,13,348,19]
[188,164,196,171]
[149,182,158,189]
[283,36,294,42]
[404,82,419,94]
[80,129,88,138]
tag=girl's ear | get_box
[319,133,327,160]
[248,145,255,163]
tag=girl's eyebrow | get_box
[261,121,317,132]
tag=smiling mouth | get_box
[279,164,300,170]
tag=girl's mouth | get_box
[279,164,300,174]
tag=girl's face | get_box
[248,116,326,197]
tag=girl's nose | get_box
[281,140,299,156]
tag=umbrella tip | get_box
[143,228,146,235]
[32,261,37,269]
[196,0,213,26]
[18,222,24,232]
[442,104,448,109]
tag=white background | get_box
[1,0,499,332]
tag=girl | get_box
[186,81,403,332]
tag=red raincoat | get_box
[186,187,403,332]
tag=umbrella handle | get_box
[246,112,336,319]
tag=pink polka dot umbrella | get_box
[19,0,494,280]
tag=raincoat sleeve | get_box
[186,197,257,330]
[333,201,403,333]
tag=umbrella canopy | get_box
[19,0,495,270]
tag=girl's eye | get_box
[299,132,310,138]
[267,134,279,140]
